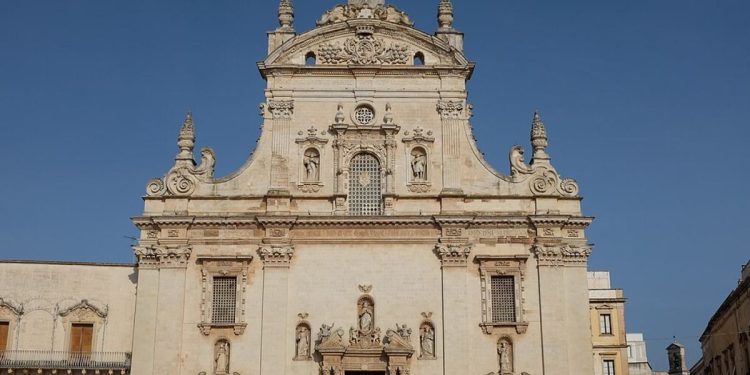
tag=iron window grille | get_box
[348,154,383,216]
[212,277,237,325]
[490,276,516,323]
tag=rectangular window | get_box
[600,313,613,335]
[490,276,516,323]
[212,277,237,324]
[603,359,616,375]
[0,322,9,351]
[69,323,93,353]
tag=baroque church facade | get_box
[0,1,599,374]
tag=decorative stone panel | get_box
[196,255,254,336]
[475,255,529,335]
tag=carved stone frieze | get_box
[0,297,24,317]
[318,34,410,65]
[258,245,295,267]
[532,243,592,267]
[133,244,192,269]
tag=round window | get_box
[354,106,375,125]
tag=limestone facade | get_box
[0,1,603,374]
[691,259,750,375]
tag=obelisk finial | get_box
[176,112,195,164]
[278,0,294,31]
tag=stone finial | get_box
[334,103,346,124]
[438,0,454,30]
[383,103,394,124]
[278,0,294,31]
[530,111,549,162]
[176,112,195,164]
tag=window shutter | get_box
[0,322,9,351]
[70,324,94,353]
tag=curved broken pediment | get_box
[263,20,471,69]
[58,299,108,319]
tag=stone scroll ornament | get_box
[146,112,216,197]
[507,112,580,197]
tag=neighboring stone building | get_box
[590,272,629,375]
[691,259,750,375]
[627,333,667,375]
[0,1,602,374]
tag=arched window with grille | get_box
[348,153,382,215]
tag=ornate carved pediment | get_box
[316,2,413,28]
[0,297,24,317]
[58,299,108,319]
[318,33,410,65]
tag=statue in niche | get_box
[498,338,513,374]
[420,324,435,358]
[411,148,427,181]
[358,299,374,333]
[295,325,310,359]
[214,340,230,375]
[303,149,320,182]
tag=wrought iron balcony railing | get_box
[0,350,131,371]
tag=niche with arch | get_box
[214,339,231,375]
[418,319,436,360]
[414,52,425,66]
[305,52,317,65]
[293,322,312,361]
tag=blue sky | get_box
[1,0,748,369]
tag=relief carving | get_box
[436,100,465,119]
[268,100,294,119]
[316,2,413,28]
[318,34,410,65]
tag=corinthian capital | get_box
[532,243,592,267]
[434,242,472,267]
[268,100,295,119]
[133,244,192,269]
[436,100,465,119]
[258,244,295,267]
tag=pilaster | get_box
[437,100,466,195]
[268,99,294,192]
[434,220,472,374]
[131,244,192,375]
[258,215,294,375]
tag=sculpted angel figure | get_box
[509,145,533,177]
[316,5,350,26]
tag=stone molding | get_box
[58,299,108,319]
[133,244,192,269]
[532,243,592,267]
[0,297,24,317]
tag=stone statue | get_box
[214,341,229,374]
[509,145,533,176]
[303,149,320,181]
[194,147,216,179]
[411,150,426,181]
[498,339,512,374]
[358,300,374,332]
[420,325,435,358]
[396,323,412,340]
[316,5,351,26]
[318,323,333,341]
[296,325,310,359]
